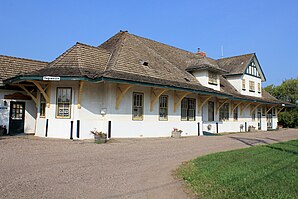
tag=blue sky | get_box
[0,0,297,86]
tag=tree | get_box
[264,78,298,128]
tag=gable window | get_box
[208,101,214,121]
[258,83,261,93]
[159,95,168,120]
[181,98,196,121]
[233,107,238,121]
[249,81,255,92]
[56,87,72,118]
[219,103,229,121]
[40,92,46,117]
[208,72,217,85]
[242,79,246,90]
[132,92,144,120]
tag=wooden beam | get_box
[174,91,190,112]
[197,95,212,113]
[78,81,84,109]
[277,107,285,114]
[216,99,230,114]
[240,102,253,115]
[250,103,262,116]
[116,84,133,110]
[231,101,243,115]
[150,88,168,112]
[29,81,50,107]
[46,83,51,108]
[266,105,276,114]
[18,85,38,107]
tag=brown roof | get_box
[1,31,285,104]
[0,55,48,86]
[217,53,254,75]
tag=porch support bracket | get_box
[150,88,168,112]
[266,105,277,114]
[250,103,262,116]
[240,102,253,115]
[29,80,51,108]
[174,91,190,112]
[197,95,212,113]
[18,85,38,107]
[277,107,285,114]
[231,101,243,114]
[116,83,133,110]
[78,81,84,109]
[216,99,230,114]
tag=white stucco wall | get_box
[0,89,36,134]
[33,81,279,139]
[192,70,220,91]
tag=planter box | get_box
[94,135,107,143]
[248,127,256,132]
[171,130,182,138]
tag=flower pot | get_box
[94,135,107,143]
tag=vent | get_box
[184,78,190,82]
[141,61,149,66]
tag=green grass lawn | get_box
[177,140,298,199]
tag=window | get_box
[258,83,261,93]
[249,81,255,92]
[208,72,217,85]
[219,103,229,121]
[40,92,46,117]
[159,95,168,120]
[56,88,72,118]
[132,92,144,120]
[272,108,276,116]
[181,98,196,121]
[262,107,266,116]
[252,110,256,121]
[233,107,238,121]
[242,79,246,90]
[208,101,214,121]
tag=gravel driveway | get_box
[0,129,297,199]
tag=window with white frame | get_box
[181,98,196,121]
[233,107,238,121]
[258,83,261,93]
[159,95,168,120]
[132,92,144,120]
[219,103,229,121]
[208,101,214,121]
[208,72,217,85]
[40,92,46,117]
[56,87,72,118]
[242,79,246,90]
[249,81,255,92]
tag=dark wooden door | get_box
[9,101,25,135]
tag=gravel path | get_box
[0,129,297,199]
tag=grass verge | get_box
[177,139,298,199]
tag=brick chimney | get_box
[196,48,206,57]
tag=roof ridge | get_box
[49,44,78,67]
[76,42,111,54]
[129,33,195,55]
[217,53,254,61]
[0,54,48,63]
[104,32,127,72]
[76,44,84,76]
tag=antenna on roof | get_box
[221,45,224,58]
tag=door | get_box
[257,108,261,130]
[9,101,25,135]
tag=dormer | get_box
[186,50,227,91]
[218,53,266,98]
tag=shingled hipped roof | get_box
[1,31,289,105]
[0,55,48,86]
